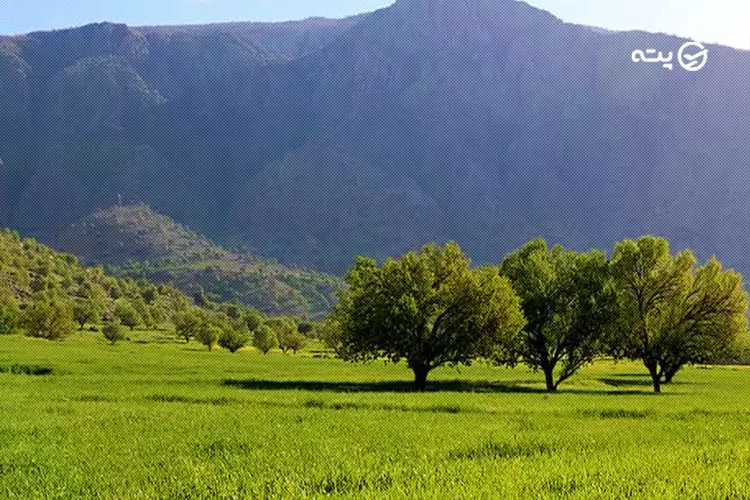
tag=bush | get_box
[102,322,126,345]
[20,298,76,340]
[253,325,278,354]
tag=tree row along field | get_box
[2,227,748,394]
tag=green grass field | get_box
[2,331,750,499]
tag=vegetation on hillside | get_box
[58,204,344,317]
[0,226,325,350]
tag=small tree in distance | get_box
[332,242,526,391]
[0,289,20,335]
[218,323,251,353]
[268,317,307,354]
[73,298,104,330]
[173,308,204,343]
[253,325,278,354]
[243,308,265,332]
[195,324,221,352]
[20,296,76,340]
[102,322,126,345]
[114,300,141,331]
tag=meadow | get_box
[2,331,750,499]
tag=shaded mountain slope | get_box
[1,0,750,275]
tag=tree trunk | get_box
[543,366,557,392]
[662,363,682,384]
[412,363,431,392]
[646,362,661,393]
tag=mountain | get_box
[1,0,750,275]
[56,205,343,318]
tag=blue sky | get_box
[1,0,748,49]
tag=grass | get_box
[2,331,750,498]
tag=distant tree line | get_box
[0,228,320,353]
[329,237,749,392]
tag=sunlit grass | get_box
[2,332,750,498]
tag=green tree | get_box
[267,317,307,354]
[253,324,278,354]
[316,318,345,357]
[20,297,76,340]
[218,321,251,353]
[610,236,749,392]
[195,324,222,352]
[498,239,618,391]
[132,298,155,329]
[172,308,204,343]
[243,308,265,332]
[72,298,105,330]
[102,322,126,345]
[332,242,526,391]
[0,289,20,335]
[114,300,142,331]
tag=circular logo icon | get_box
[678,42,709,72]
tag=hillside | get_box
[1,0,750,274]
[0,224,193,329]
[57,205,343,317]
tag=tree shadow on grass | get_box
[223,378,543,393]
[599,374,690,388]
[222,378,662,395]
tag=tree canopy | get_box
[333,242,526,391]
[498,239,617,391]
[610,236,748,392]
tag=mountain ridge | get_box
[1,0,750,276]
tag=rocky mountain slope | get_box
[1,0,749,274]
